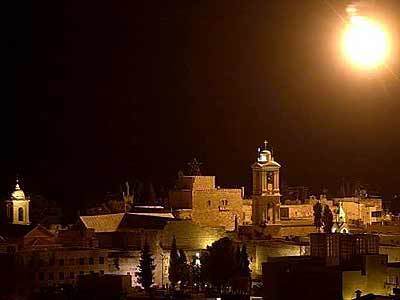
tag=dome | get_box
[11,183,26,200]
[265,160,281,168]
[257,149,272,163]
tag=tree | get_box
[135,241,155,293]
[190,254,201,289]
[168,236,180,289]
[201,237,237,292]
[178,249,190,288]
[232,244,251,295]
[313,201,323,231]
[239,245,251,278]
[322,206,334,233]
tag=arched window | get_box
[18,207,24,222]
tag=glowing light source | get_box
[342,16,390,69]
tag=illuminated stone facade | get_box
[251,145,281,226]
[169,176,244,231]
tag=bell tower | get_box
[252,141,281,226]
[5,179,30,225]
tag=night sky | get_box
[5,1,400,213]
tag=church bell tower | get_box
[5,179,30,225]
[252,141,281,226]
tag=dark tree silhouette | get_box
[168,236,180,289]
[239,245,251,278]
[322,206,334,233]
[178,249,190,288]
[201,237,237,292]
[313,201,323,230]
[135,241,155,293]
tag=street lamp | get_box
[341,4,391,70]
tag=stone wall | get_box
[280,204,313,220]
[246,240,306,278]
[242,200,253,225]
[160,220,226,250]
[169,190,192,209]
[379,245,400,262]
[191,189,243,231]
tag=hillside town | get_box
[1,142,400,300]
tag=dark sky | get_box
[5,1,400,211]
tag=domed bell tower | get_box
[5,179,30,225]
[252,141,281,226]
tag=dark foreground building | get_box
[263,233,388,300]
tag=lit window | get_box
[18,207,24,222]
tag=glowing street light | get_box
[342,15,390,69]
[341,4,391,70]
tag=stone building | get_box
[169,176,245,231]
[78,212,227,287]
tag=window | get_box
[39,272,44,281]
[79,258,85,265]
[79,271,84,276]
[59,259,64,266]
[59,272,64,280]
[207,200,211,207]
[48,272,54,280]
[99,257,105,264]
[18,207,24,222]
[371,211,382,218]
[280,207,289,219]
[89,257,94,265]
[69,272,75,279]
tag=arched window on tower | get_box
[18,207,24,222]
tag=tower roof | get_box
[11,180,26,200]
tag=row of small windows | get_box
[48,257,105,266]
[207,200,229,207]
[38,270,105,281]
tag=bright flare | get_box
[342,16,389,69]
